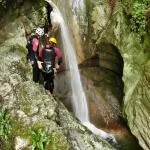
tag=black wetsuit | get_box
[39,44,62,94]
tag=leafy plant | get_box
[131,2,147,33]
[124,0,149,37]
[29,128,50,150]
[0,105,11,141]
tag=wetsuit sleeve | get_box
[54,47,62,65]
[38,47,44,61]
[32,38,39,52]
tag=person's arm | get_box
[39,47,44,60]
[32,38,39,60]
[54,47,62,69]
[32,38,39,51]
[37,47,44,69]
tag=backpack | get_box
[41,46,56,75]
[26,35,38,50]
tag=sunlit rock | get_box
[15,137,29,150]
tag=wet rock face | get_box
[124,60,150,150]
[98,43,123,76]
[55,71,73,112]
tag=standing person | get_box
[26,27,44,83]
[37,37,62,95]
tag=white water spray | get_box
[69,0,84,24]
[46,0,116,142]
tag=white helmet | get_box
[35,27,44,36]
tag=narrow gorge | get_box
[0,0,149,150]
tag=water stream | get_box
[46,0,116,142]
[68,0,85,24]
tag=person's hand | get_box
[55,64,60,69]
[37,61,43,69]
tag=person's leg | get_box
[42,72,55,95]
[49,77,54,94]
[32,62,40,83]
[42,72,49,90]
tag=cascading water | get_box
[46,0,116,142]
[69,0,84,24]
[48,0,89,123]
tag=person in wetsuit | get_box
[37,37,62,95]
[26,27,44,83]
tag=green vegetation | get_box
[0,110,69,149]
[45,133,68,150]
[29,128,50,150]
[130,1,148,35]
[123,0,149,37]
[0,105,11,141]
[0,106,29,149]
[28,128,68,150]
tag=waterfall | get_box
[46,0,116,142]
[69,0,84,24]
[48,0,89,123]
